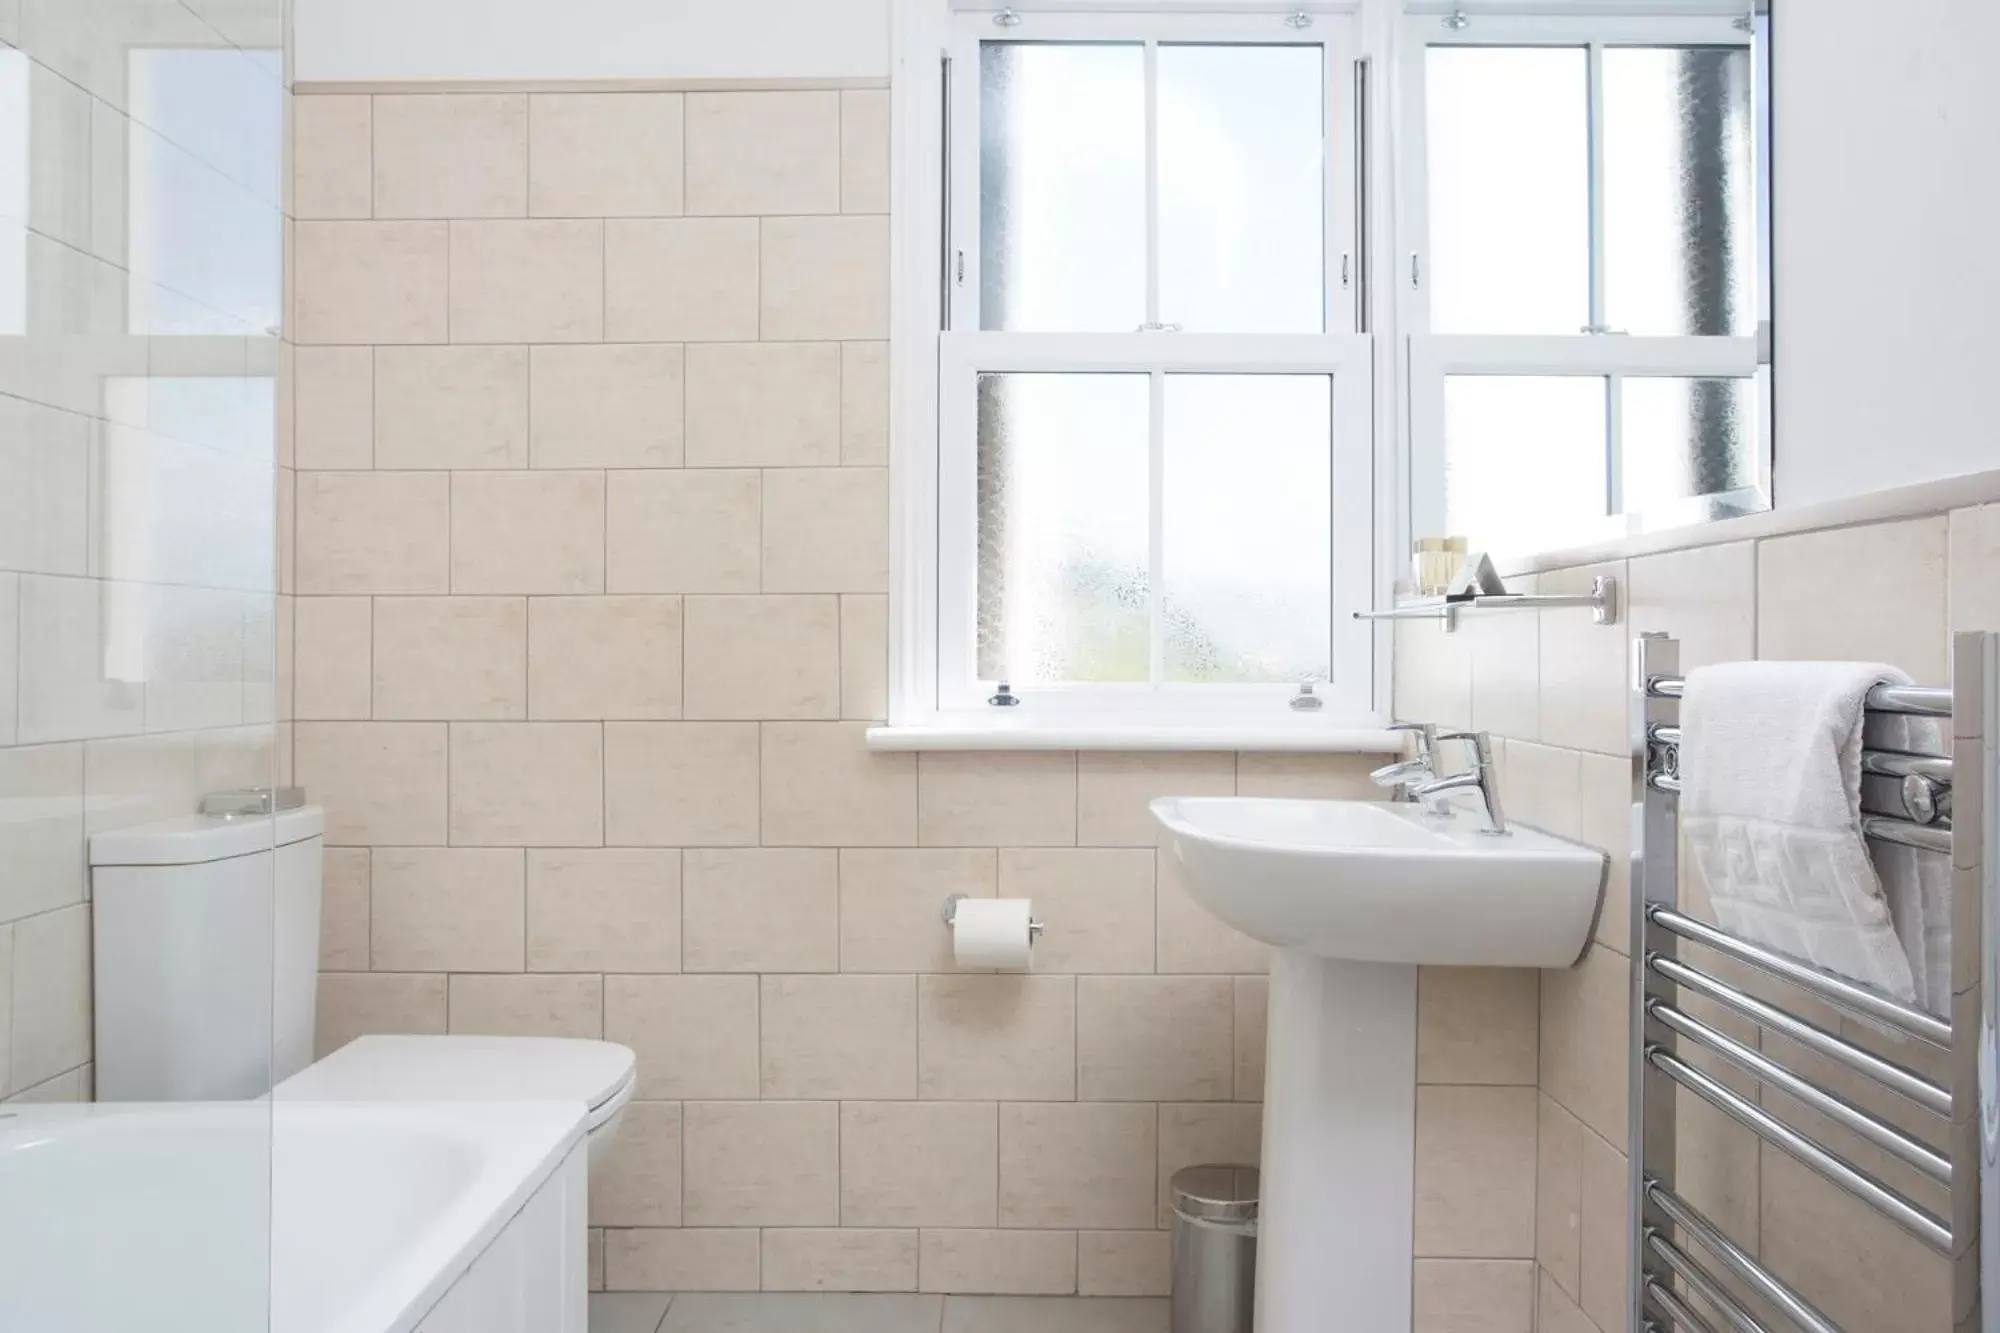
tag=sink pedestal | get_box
[1257,949,1416,1333]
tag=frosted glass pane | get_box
[976,373,1150,683]
[1157,45,1324,333]
[981,43,1146,331]
[1163,376,1331,682]
[1622,376,1760,515]
[1443,376,1609,555]
[1603,47,1756,336]
[1425,47,1590,333]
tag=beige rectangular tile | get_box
[530,92,683,218]
[841,1101,998,1228]
[450,470,605,595]
[685,91,840,215]
[839,849,998,973]
[1412,1259,1535,1333]
[1534,1268,1598,1333]
[683,595,839,720]
[761,974,915,1099]
[683,1100,839,1227]
[448,973,603,1038]
[1468,571,1541,742]
[1077,1233,1169,1298]
[1535,1094,1586,1301]
[0,577,13,746]
[1625,539,1756,670]
[761,1230,919,1293]
[1759,516,1950,681]
[761,722,917,846]
[296,471,449,594]
[1076,752,1234,847]
[604,973,759,1100]
[528,596,682,721]
[762,215,889,341]
[1757,1149,1951,1333]
[373,93,527,219]
[684,343,841,467]
[1951,504,2000,632]
[370,847,525,972]
[842,594,889,721]
[919,752,1077,847]
[530,344,684,470]
[9,905,88,1087]
[293,95,373,220]
[1416,967,1539,1085]
[603,721,759,846]
[294,221,449,345]
[1496,741,1583,842]
[1536,562,1630,757]
[1157,1103,1261,1226]
[1577,1129,1627,1331]
[919,1232,1078,1296]
[606,469,761,594]
[683,848,839,972]
[841,342,889,466]
[1156,852,1269,975]
[527,848,680,973]
[14,577,138,745]
[589,1100,681,1228]
[1233,976,1267,1101]
[1395,616,1473,731]
[998,849,1153,974]
[448,721,604,847]
[999,1102,1156,1230]
[320,847,371,971]
[762,467,888,593]
[1413,1085,1538,1258]
[1077,976,1232,1101]
[449,219,604,343]
[294,722,447,845]
[315,972,446,1057]
[606,1229,760,1293]
[919,975,1075,1101]
[293,595,371,719]
[589,1229,604,1292]
[373,345,528,470]
[840,89,890,213]
[604,218,759,343]
[371,596,527,720]
[293,346,374,469]
[1539,942,1630,1147]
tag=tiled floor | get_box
[588,1293,1171,1333]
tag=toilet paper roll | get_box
[952,897,1036,969]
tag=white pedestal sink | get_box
[1150,798,1607,1333]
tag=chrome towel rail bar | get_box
[1644,674,1955,717]
[1646,1179,1840,1333]
[1646,1228,1775,1333]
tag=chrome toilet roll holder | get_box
[940,894,1046,941]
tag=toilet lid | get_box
[278,1035,637,1130]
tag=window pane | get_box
[1603,47,1756,336]
[1163,375,1331,682]
[1425,47,1590,333]
[1442,376,1609,555]
[980,43,1146,331]
[976,373,1150,683]
[1157,44,1325,332]
[1622,376,1763,518]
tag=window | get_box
[900,8,1379,735]
[1401,14,1769,558]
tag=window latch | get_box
[1579,324,1629,336]
[994,7,1023,27]
[1290,681,1326,712]
[1136,322,1183,333]
[988,682,1022,707]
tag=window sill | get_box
[865,717,1404,753]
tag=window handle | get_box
[1136,322,1182,333]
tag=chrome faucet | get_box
[1409,731,1508,835]
[1370,722,1440,797]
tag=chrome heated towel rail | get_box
[1629,631,1997,1333]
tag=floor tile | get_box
[662,1293,945,1333]
[941,1296,1170,1333]
[591,1291,675,1333]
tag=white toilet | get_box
[87,805,638,1179]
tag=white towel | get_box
[1681,661,1918,1005]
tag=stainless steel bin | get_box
[1169,1164,1258,1333]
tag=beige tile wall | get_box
[289,86,1398,1298]
[1397,511,2000,1332]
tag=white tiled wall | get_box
[0,1,286,1105]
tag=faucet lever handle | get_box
[1385,720,1438,762]
[1434,729,1495,769]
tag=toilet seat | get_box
[277,1035,637,1133]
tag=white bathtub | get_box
[0,1100,587,1333]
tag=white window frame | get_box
[1397,11,1770,557]
[881,4,1391,747]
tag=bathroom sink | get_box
[1150,797,1608,968]
[1148,797,1609,1333]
